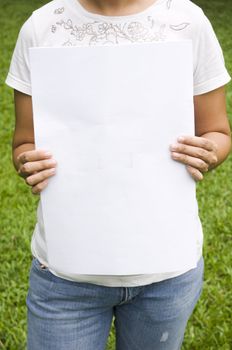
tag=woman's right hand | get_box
[17,150,57,194]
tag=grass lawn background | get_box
[0,0,231,349]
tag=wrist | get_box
[200,132,231,170]
[12,143,35,171]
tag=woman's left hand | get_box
[170,135,218,181]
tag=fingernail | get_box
[48,159,57,165]
[44,152,52,157]
[178,136,185,142]
[170,144,178,150]
[171,152,179,158]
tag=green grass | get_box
[0,0,231,349]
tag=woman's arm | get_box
[170,86,231,181]
[13,90,35,169]
[13,89,57,194]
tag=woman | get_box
[5,0,231,349]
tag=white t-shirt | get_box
[5,0,231,287]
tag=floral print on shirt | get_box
[51,0,189,46]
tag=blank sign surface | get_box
[30,41,199,275]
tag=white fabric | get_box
[5,0,231,286]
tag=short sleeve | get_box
[193,12,231,95]
[5,15,36,96]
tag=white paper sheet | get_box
[29,41,199,275]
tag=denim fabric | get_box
[26,256,204,350]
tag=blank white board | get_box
[30,41,199,275]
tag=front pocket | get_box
[29,258,56,300]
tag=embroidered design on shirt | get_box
[166,0,172,9]
[53,17,166,46]
[54,7,65,14]
[51,25,57,33]
[170,23,190,31]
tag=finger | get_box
[31,179,49,195]
[170,143,217,165]
[17,150,53,165]
[25,168,56,186]
[19,158,57,177]
[186,165,204,182]
[177,136,218,152]
[171,152,209,172]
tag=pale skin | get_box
[13,0,231,194]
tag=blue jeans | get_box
[26,256,204,350]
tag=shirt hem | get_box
[194,72,231,95]
[31,241,203,287]
[5,73,32,95]
[48,255,203,287]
